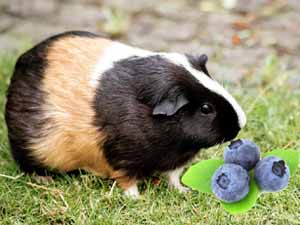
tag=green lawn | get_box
[0,51,299,225]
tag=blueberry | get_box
[254,156,290,192]
[211,164,250,203]
[224,139,260,170]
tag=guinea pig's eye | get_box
[200,103,214,115]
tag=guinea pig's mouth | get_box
[209,138,226,149]
[201,137,227,149]
[183,128,240,150]
[214,133,238,147]
[222,127,241,143]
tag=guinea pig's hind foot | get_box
[167,167,190,193]
[124,185,140,199]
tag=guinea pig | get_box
[5,31,246,197]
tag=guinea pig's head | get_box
[145,53,247,149]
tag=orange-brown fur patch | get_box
[29,36,119,179]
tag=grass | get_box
[0,50,300,225]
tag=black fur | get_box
[5,31,99,174]
[94,55,240,179]
[5,42,49,174]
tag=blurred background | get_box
[0,0,299,87]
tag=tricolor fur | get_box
[5,31,246,196]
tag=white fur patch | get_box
[90,42,152,87]
[90,42,246,128]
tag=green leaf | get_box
[221,173,260,215]
[264,149,300,176]
[181,159,224,193]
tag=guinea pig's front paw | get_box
[169,182,190,193]
[167,167,190,193]
[32,175,54,184]
[124,185,140,199]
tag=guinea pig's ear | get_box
[152,93,189,116]
[187,54,210,76]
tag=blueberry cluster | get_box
[211,139,290,203]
